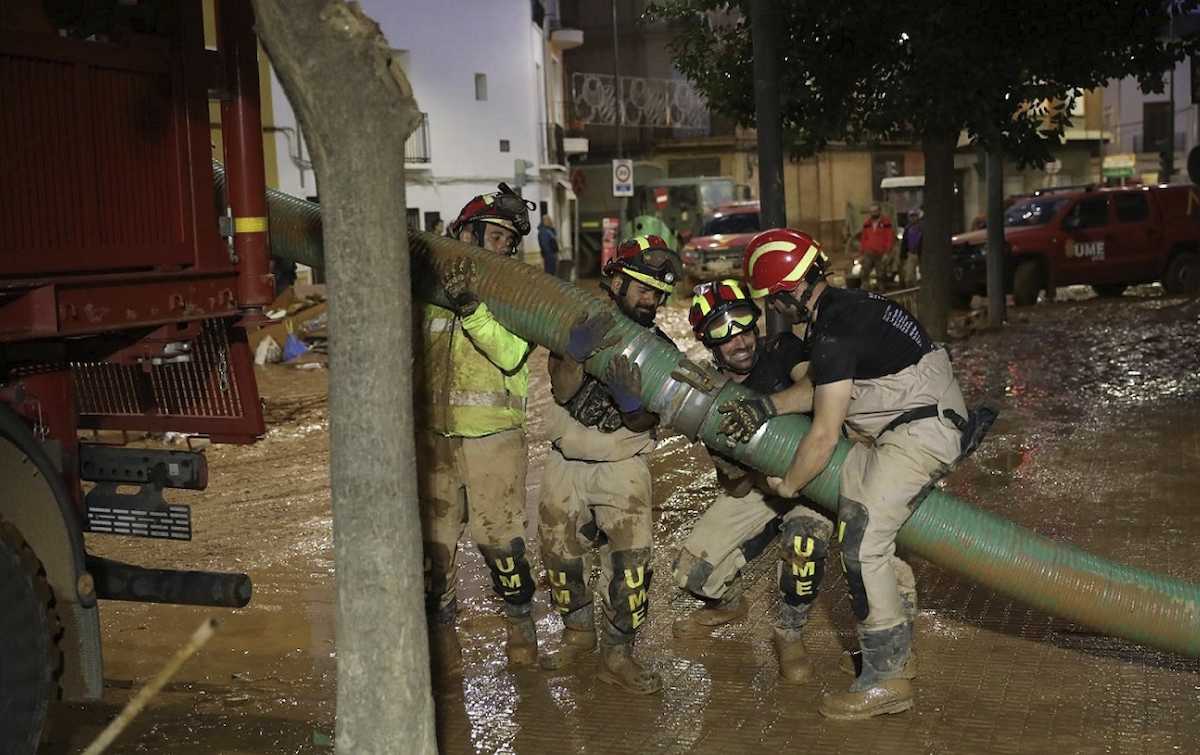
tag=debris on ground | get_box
[251,285,329,367]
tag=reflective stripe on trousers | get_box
[449,392,527,412]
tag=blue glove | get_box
[566,311,618,362]
[605,355,643,413]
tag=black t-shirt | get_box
[742,333,809,394]
[806,287,933,386]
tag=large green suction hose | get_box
[261,184,1200,657]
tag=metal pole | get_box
[217,0,274,312]
[612,0,628,231]
[751,0,789,335]
[985,149,1006,327]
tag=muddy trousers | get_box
[838,351,965,687]
[417,428,533,624]
[673,490,833,631]
[538,450,653,642]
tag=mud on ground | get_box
[46,288,1200,754]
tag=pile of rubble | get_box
[251,285,328,369]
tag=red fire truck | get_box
[1,1,272,747]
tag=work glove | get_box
[441,257,480,317]
[605,355,644,413]
[565,311,619,363]
[717,395,778,444]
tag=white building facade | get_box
[268,0,579,266]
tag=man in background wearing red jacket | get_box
[858,204,894,291]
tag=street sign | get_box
[1101,153,1136,179]
[612,159,634,197]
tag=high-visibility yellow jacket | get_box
[415,302,530,437]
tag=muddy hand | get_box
[565,311,619,363]
[441,257,480,317]
[717,396,778,444]
[605,355,643,413]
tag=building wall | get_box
[1105,57,1198,180]
[268,0,565,262]
[787,151,875,252]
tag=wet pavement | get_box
[45,286,1200,754]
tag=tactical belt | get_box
[880,403,996,461]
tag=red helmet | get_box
[604,234,681,293]
[689,279,759,346]
[448,182,535,255]
[742,228,829,297]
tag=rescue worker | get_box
[537,234,681,695]
[673,279,834,685]
[720,228,989,720]
[415,184,540,678]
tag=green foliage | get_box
[648,1,1200,166]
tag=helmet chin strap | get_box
[471,221,519,256]
[604,274,658,326]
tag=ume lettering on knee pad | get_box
[478,539,535,606]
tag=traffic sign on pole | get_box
[612,159,634,197]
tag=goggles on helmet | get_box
[703,305,758,344]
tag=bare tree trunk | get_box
[251,2,434,752]
[920,130,957,340]
[985,149,1007,327]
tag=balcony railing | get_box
[405,112,431,163]
[570,72,710,135]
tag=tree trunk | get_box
[251,2,434,753]
[920,130,957,340]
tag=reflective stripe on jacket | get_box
[416,302,529,437]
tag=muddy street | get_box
[45,288,1200,755]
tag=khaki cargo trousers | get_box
[674,489,834,626]
[538,449,654,639]
[417,428,533,621]
[838,349,965,632]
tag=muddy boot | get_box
[504,605,539,668]
[597,621,662,695]
[672,595,748,638]
[773,629,815,684]
[540,605,597,671]
[837,649,917,679]
[820,623,915,720]
[428,622,464,680]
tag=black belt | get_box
[881,405,956,435]
[881,404,997,461]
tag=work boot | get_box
[504,613,539,668]
[540,605,597,671]
[428,622,464,680]
[597,620,662,695]
[672,596,748,638]
[820,679,914,720]
[820,623,915,721]
[773,629,815,685]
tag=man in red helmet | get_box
[673,279,834,685]
[720,227,990,720]
[536,234,680,695]
[415,184,540,681]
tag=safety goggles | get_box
[489,183,536,236]
[704,305,758,344]
[622,248,682,293]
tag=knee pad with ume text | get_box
[478,538,535,607]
